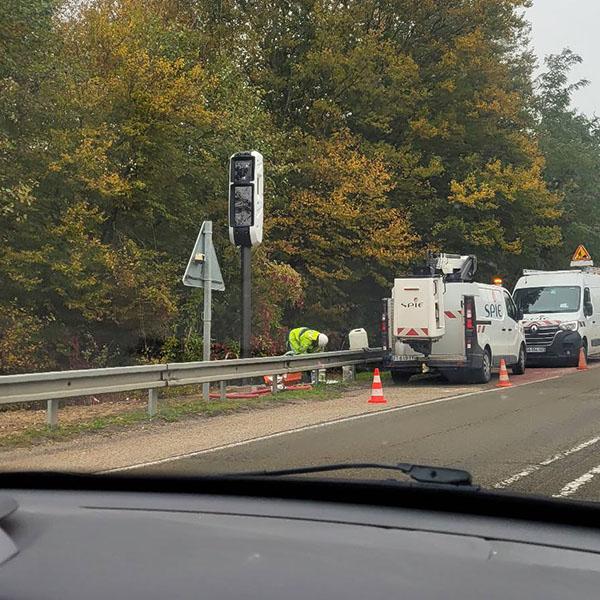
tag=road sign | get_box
[182,222,225,290]
[182,221,224,401]
[570,244,593,267]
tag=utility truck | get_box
[381,254,526,384]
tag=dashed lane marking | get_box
[553,464,600,498]
[494,435,600,489]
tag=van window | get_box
[503,292,518,321]
[513,286,581,314]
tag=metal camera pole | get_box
[240,245,252,359]
[228,150,264,370]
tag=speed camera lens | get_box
[233,159,253,183]
[233,186,253,226]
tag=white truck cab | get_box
[382,254,526,384]
[513,269,600,365]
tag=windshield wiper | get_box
[237,462,473,486]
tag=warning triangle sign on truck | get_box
[570,244,593,267]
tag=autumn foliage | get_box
[0,0,597,372]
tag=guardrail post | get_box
[219,380,226,401]
[148,388,158,417]
[342,365,355,382]
[311,369,319,385]
[47,399,59,428]
[271,375,278,394]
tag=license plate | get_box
[527,346,546,353]
[393,355,419,361]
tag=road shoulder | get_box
[0,378,481,473]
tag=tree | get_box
[0,0,578,371]
[270,130,417,331]
[535,50,600,265]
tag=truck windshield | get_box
[513,286,581,314]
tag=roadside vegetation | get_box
[0,380,366,449]
[1,0,600,374]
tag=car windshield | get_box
[3,0,600,511]
[513,286,582,314]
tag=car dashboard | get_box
[0,474,599,599]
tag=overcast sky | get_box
[526,0,600,117]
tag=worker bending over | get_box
[287,327,329,355]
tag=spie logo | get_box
[401,297,423,309]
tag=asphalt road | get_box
[139,366,600,502]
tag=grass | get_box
[356,368,391,382]
[0,380,366,451]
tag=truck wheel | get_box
[470,348,492,384]
[512,344,526,375]
[390,370,413,384]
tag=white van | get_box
[513,269,600,365]
[382,279,526,384]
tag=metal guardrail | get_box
[0,349,384,426]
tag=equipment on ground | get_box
[348,328,369,351]
[368,368,387,404]
[496,359,512,388]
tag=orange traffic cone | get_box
[577,347,588,371]
[369,368,387,404]
[496,359,512,388]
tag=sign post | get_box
[228,151,264,360]
[182,220,225,400]
[202,221,213,398]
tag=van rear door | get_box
[502,289,521,362]
[475,286,507,362]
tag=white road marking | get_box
[494,435,600,489]
[100,373,563,474]
[553,465,600,498]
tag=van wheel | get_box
[390,370,413,384]
[512,344,526,375]
[441,369,468,384]
[470,348,492,384]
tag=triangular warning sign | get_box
[182,222,225,290]
[572,244,592,263]
[571,244,592,260]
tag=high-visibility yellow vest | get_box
[287,327,321,354]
